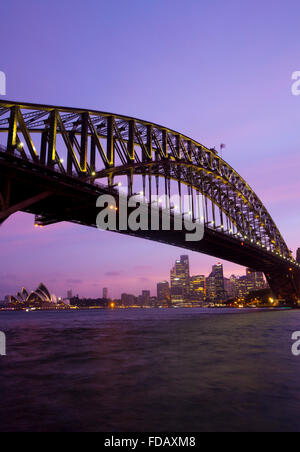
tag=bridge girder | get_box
[0,100,299,305]
[0,100,291,260]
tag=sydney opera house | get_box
[9,283,58,307]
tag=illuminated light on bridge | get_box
[0,100,299,305]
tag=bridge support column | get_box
[0,178,12,224]
[266,269,300,307]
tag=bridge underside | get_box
[1,152,299,306]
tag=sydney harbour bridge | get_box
[0,100,299,306]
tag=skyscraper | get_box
[206,276,216,301]
[103,288,108,299]
[170,255,190,304]
[237,276,249,298]
[157,281,170,303]
[190,275,206,301]
[208,263,225,301]
[170,266,184,304]
[141,290,150,306]
[180,256,190,295]
[227,275,239,299]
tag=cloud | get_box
[139,277,150,283]
[134,265,151,271]
[105,271,122,277]
[66,279,83,284]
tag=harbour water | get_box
[1,308,300,432]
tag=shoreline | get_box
[0,306,292,313]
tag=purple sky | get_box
[1,0,300,299]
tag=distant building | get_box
[224,277,231,298]
[226,275,239,299]
[206,276,216,301]
[297,248,300,264]
[121,293,136,307]
[170,255,190,304]
[0,296,10,308]
[4,296,10,305]
[150,296,158,307]
[140,290,150,307]
[157,281,170,304]
[70,297,109,308]
[67,290,73,299]
[208,264,225,301]
[246,268,265,291]
[103,288,108,299]
[230,269,267,299]
[190,275,206,301]
[236,275,248,298]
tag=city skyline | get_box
[2,253,266,303]
[118,257,266,304]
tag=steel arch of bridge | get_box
[0,100,296,268]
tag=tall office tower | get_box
[103,288,108,299]
[206,276,216,301]
[297,248,300,264]
[141,290,150,306]
[180,255,190,294]
[245,268,256,293]
[67,290,73,299]
[170,265,184,304]
[237,276,249,297]
[228,275,239,298]
[170,255,190,304]
[190,275,206,301]
[157,281,170,303]
[208,263,225,301]
[246,268,265,291]
[223,277,231,299]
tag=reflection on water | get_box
[1,308,300,432]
